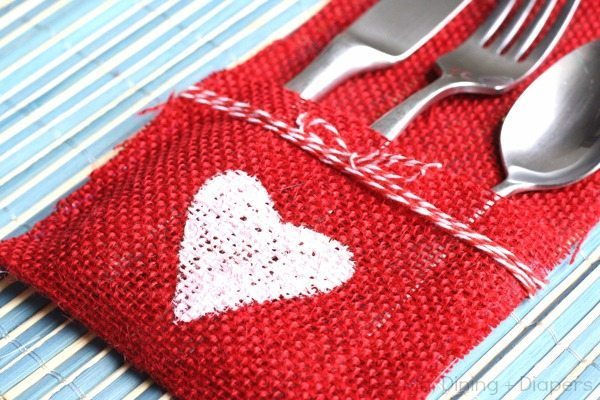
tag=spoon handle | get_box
[492,179,531,197]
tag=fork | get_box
[372,0,580,141]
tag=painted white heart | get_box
[173,170,355,322]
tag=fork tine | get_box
[520,0,580,63]
[471,0,517,44]
[506,0,558,59]
[489,0,537,54]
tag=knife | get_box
[286,0,471,100]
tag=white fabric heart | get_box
[173,170,355,322]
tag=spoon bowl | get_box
[494,40,600,197]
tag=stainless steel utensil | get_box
[373,0,581,141]
[493,39,600,197]
[285,0,470,100]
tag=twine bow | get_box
[181,87,545,295]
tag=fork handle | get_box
[286,35,393,101]
[371,74,473,141]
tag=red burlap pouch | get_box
[1,1,598,398]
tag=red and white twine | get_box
[181,87,544,294]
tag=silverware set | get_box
[286,0,599,196]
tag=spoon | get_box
[493,39,600,197]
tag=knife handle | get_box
[286,35,393,101]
